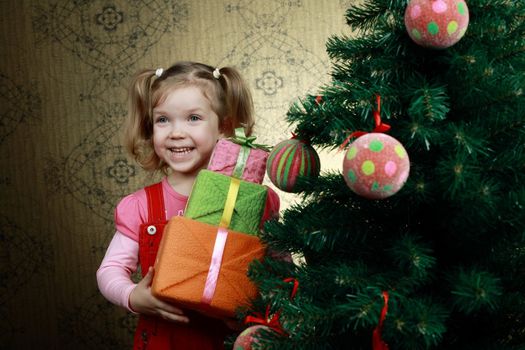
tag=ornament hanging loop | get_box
[243,278,299,336]
[339,94,391,150]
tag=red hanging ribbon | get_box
[339,95,391,150]
[372,291,390,350]
[290,132,311,145]
[244,308,286,335]
[283,277,299,298]
[244,278,299,336]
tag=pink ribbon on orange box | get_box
[200,177,241,305]
[243,277,299,336]
[339,95,391,150]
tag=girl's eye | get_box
[189,114,201,122]
[155,115,168,123]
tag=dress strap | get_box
[144,182,165,223]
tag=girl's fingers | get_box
[147,282,187,321]
[159,310,189,323]
[156,300,185,315]
[142,266,154,286]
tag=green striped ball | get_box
[266,139,320,192]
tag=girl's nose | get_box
[169,122,187,138]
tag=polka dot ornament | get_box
[267,138,321,193]
[233,325,271,350]
[404,0,469,49]
[343,133,410,199]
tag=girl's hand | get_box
[129,266,189,324]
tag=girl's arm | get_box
[96,231,139,312]
[98,231,190,323]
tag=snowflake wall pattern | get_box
[59,293,135,349]
[63,122,139,223]
[0,215,53,307]
[221,1,328,144]
[32,0,189,86]
[0,73,41,145]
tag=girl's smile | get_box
[168,146,194,158]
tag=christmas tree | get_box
[242,0,525,349]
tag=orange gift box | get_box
[151,216,266,319]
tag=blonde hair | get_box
[123,61,255,172]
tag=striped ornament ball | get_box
[267,138,321,193]
[343,133,410,199]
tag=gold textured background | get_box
[0,0,352,348]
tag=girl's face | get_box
[152,85,222,180]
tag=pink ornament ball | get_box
[342,133,410,199]
[404,0,469,49]
[233,325,271,350]
[267,138,321,193]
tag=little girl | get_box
[97,61,279,349]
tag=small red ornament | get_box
[233,325,272,350]
[404,0,469,49]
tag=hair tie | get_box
[213,68,221,79]
[155,68,164,77]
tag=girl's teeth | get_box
[170,147,192,154]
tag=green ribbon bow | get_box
[229,128,270,179]
[229,128,271,152]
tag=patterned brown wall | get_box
[0,0,352,348]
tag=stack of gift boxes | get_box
[151,129,271,319]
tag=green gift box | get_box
[185,170,267,236]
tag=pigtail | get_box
[123,69,158,170]
[218,67,255,137]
